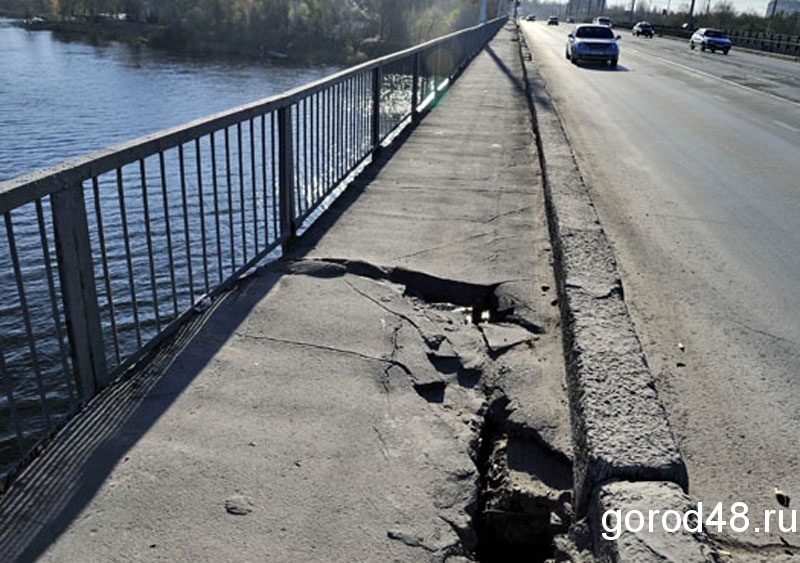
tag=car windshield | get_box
[705,29,726,38]
[576,26,614,38]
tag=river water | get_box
[0,19,337,181]
[0,18,340,477]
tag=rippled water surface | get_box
[0,19,337,181]
[0,18,339,477]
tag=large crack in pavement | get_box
[259,258,574,561]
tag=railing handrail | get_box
[0,16,507,490]
[0,17,506,215]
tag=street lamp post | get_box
[767,0,779,33]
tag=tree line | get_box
[1,0,486,63]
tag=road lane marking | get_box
[626,51,800,108]
[773,120,799,133]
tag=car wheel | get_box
[723,48,730,55]
[610,59,618,69]
[690,42,695,50]
[701,44,706,51]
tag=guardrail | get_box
[654,25,800,57]
[0,17,506,490]
[728,29,800,56]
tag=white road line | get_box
[773,120,800,133]
[627,50,800,108]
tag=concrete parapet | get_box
[558,228,688,515]
[515,21,716,561]
[516,25,687,517]
[590,481,718,562]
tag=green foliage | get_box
[603,0,799,34]
[21,0,484,63]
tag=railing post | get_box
[278,106,295,253]
[371,66,382,156]
[51,184,108,403]
[411,53,420,123]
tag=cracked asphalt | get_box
[0,23,570,562]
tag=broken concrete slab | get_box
[479,322,534,353]
[590,481,719,562]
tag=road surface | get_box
[521,20,800,555]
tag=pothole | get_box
[473,395,573,562]
[283,258,572,560]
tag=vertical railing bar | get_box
[249,118,258,256]
[260,114,269,249]
[338,81,344,178]
[139,158,161,334]
[316,92,322,199]
[5,211,51,428]
[333,83,339,180]
[345,78,350,171]
[271,112,279,242]
[225,127,236,274]
[316,91,321,193]
[237,122,247,264]
[294,102,302,217]
[178,145,196,302]
[362,71,368,155]
[210,132,224,284]
[324,89,329,192]
[303,97,310,207]
[308,97,314,204]
[371,66,381,155]
[313,93,320,201]
[158,152,180,319]
[0,352,26,455]
[194,138,210,294]
[294,99,308,216]
[303,96,312,203]
[35,199,76,406]
[330,85,336,189]
[329,86,334,184]
[278,105,296,249]
[297,99,305,215]
[357,72,363,157]
[412,52,420,122]
[117,168,143,348]
[91,177,121,365]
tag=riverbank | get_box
[13,17,373,65]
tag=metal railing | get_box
[0,17,506,489]
[654,25,800,57]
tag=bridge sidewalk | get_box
[0,23,571,562]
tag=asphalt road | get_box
[521,20,800,554]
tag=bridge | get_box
[0,18,729,562]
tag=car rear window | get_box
[576,26,614,38]
[706,29,726,37]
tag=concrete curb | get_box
[590,481,719,561]
[513,23,718,561]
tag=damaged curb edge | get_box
[514,22,719,562]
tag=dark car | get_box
[566,24,621,68]
[632,21,654,37]
[547,16,559,25]
[689,28,732,54]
